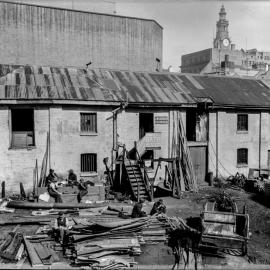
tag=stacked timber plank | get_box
[23,235,62,267]
[67,216,167,269]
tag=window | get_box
[237,114,248,131]
[81,153,97,172]
[11,109,35,149]
[80,113,97,133]
[237,148,248,165]
[141,150,154,170]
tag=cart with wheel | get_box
[200,202,249,255]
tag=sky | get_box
[7,0,270,71]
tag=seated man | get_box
[53,212,70,245]
[131,198,147,218]
[47,178,63,203]
[67,169,77,186]
[45,169,58,187]
[150,199,166,215]
[77,178,88,203]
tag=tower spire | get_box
[213,5,231,49]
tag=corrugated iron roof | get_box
[0,64,195,105]
[0,64,270,108]
[179,74,270,107]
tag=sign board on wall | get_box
[155,116,168,125]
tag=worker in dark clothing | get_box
[45,169,58,187]
[47,178,63,203]
[53,212,71,248]
[68,169,77,186]
[77,178,88,203]
[150,199,166,215]
[131,198,147,218]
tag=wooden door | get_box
[189,146,207,186]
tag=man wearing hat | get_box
[131,198,147,218]
[53,212,70,245]
[47,171,63,203]
[77,178,88,203]
[150,199,166,215]
[67,169,77,186]
[45,169,58,187]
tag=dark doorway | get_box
[139,113,154,139]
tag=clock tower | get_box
[213,5,231,49]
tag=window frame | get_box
[81,153,97,173]
[237,114,248,132]
[10,108,35,149]
[237,148,248,166]
[80,112,97,134]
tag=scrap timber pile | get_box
[0,200,169,269]
[68,216,167,268]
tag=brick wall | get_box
[0,2,162,72]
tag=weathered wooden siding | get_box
[0,2,163,72]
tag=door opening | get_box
[139,113,154,139]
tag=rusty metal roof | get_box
[0,64,270,108]
[0,64,195,105]
[178,74,270,107]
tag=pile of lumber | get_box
[0,232,24,262]
[67,216,167,268]
[23,235,61,267]
[0,227,61,267]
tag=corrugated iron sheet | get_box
[0,64,195,104]
[0,64,269,107]
[180,75,270,107]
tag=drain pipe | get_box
[259,112,262,170]
[216,111,219,177]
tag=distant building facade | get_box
[181,5,270,76]
[0,1,163,72]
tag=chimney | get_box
[220,55,230,75]
[231,44,235,51]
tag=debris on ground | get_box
[0,185,270,267]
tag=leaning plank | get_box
[23,237,43,267]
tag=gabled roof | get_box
[0,64,270,109]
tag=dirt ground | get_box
[156,186,270,265]
[1,186,270,268]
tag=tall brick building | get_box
[0,1,163,72]
[181,5,270,76]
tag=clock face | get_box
[223,38,230,47]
